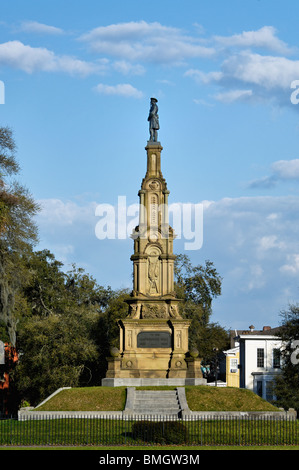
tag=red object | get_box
[0,343,18,415]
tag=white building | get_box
[235,326,282,401]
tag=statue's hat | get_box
[150,97,158,102]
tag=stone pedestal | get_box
[103,317,205,383]
[117,318,190,379]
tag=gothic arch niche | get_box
[145,245,161,295]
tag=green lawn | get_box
[2,445,299,450]
[36,386,127,411]
[185,386,279,412]
[1,416,298,446]
[35,385,280,413]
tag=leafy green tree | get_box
[100,288,131,349]
[273,303,299,411]
[174,254,228,359]
[65,264,112,309]
[21,249,66,317]
[14,307,99,405]
[13,250,112,405]
[0,127,39,345]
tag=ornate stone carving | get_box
[176,331,182,349]
[129,303,141,319]
[169,304,181,319]
[147,249,160,294]
[141,303,167,318]
[148,180,160,190]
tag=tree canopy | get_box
[174,254,228,360]
[0,127,39,346]
[273,303,299,411]
[12,249,113,405]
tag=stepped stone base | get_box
[132,389,180,415]
[101,377,207,387]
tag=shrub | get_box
[132,420,186,444]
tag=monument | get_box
[102,99,206,386]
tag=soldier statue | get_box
[148,97,160,142]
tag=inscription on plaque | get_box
[137,331,171,348]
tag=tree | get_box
[65,264,112,310]
[174,254,229,359]
[273,303,299,411]
[99,288,131,349]
[21,249,66,317]
[0,127,39,345]
[14,306,99,405]
[12,249,112,405]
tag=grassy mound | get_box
[36,386,126,411]
[185,386,278,412]
[35,385,279,412]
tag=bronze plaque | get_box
[137,331,171,348]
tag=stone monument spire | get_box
[103,98,204,385]
[130,139,176,303]
[128,98,179,316]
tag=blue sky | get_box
[1,0,299,331]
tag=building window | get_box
[257,348,264,367]
[273,348,281,368]
[230,358,238,372]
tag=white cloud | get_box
[112,60,145,75]
[187,52,299,90]
[184,69,223,84]
[213,26,292,54]
[221,52,299,89]
[248,175,277,189]
[201,194,299,277]
[214,89,253,103]
[80,20,215,64]
[195,195,299,324]
[272,159,299,179]
[94,82,143,98]
[38,198,97,226]
[248,159,299,188]
[186,47,299,108]
[257,235,286,253]
[19,20,64,35]
[0,40,99,75]
[280,254,299,275]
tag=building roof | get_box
[230,326,282,347]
